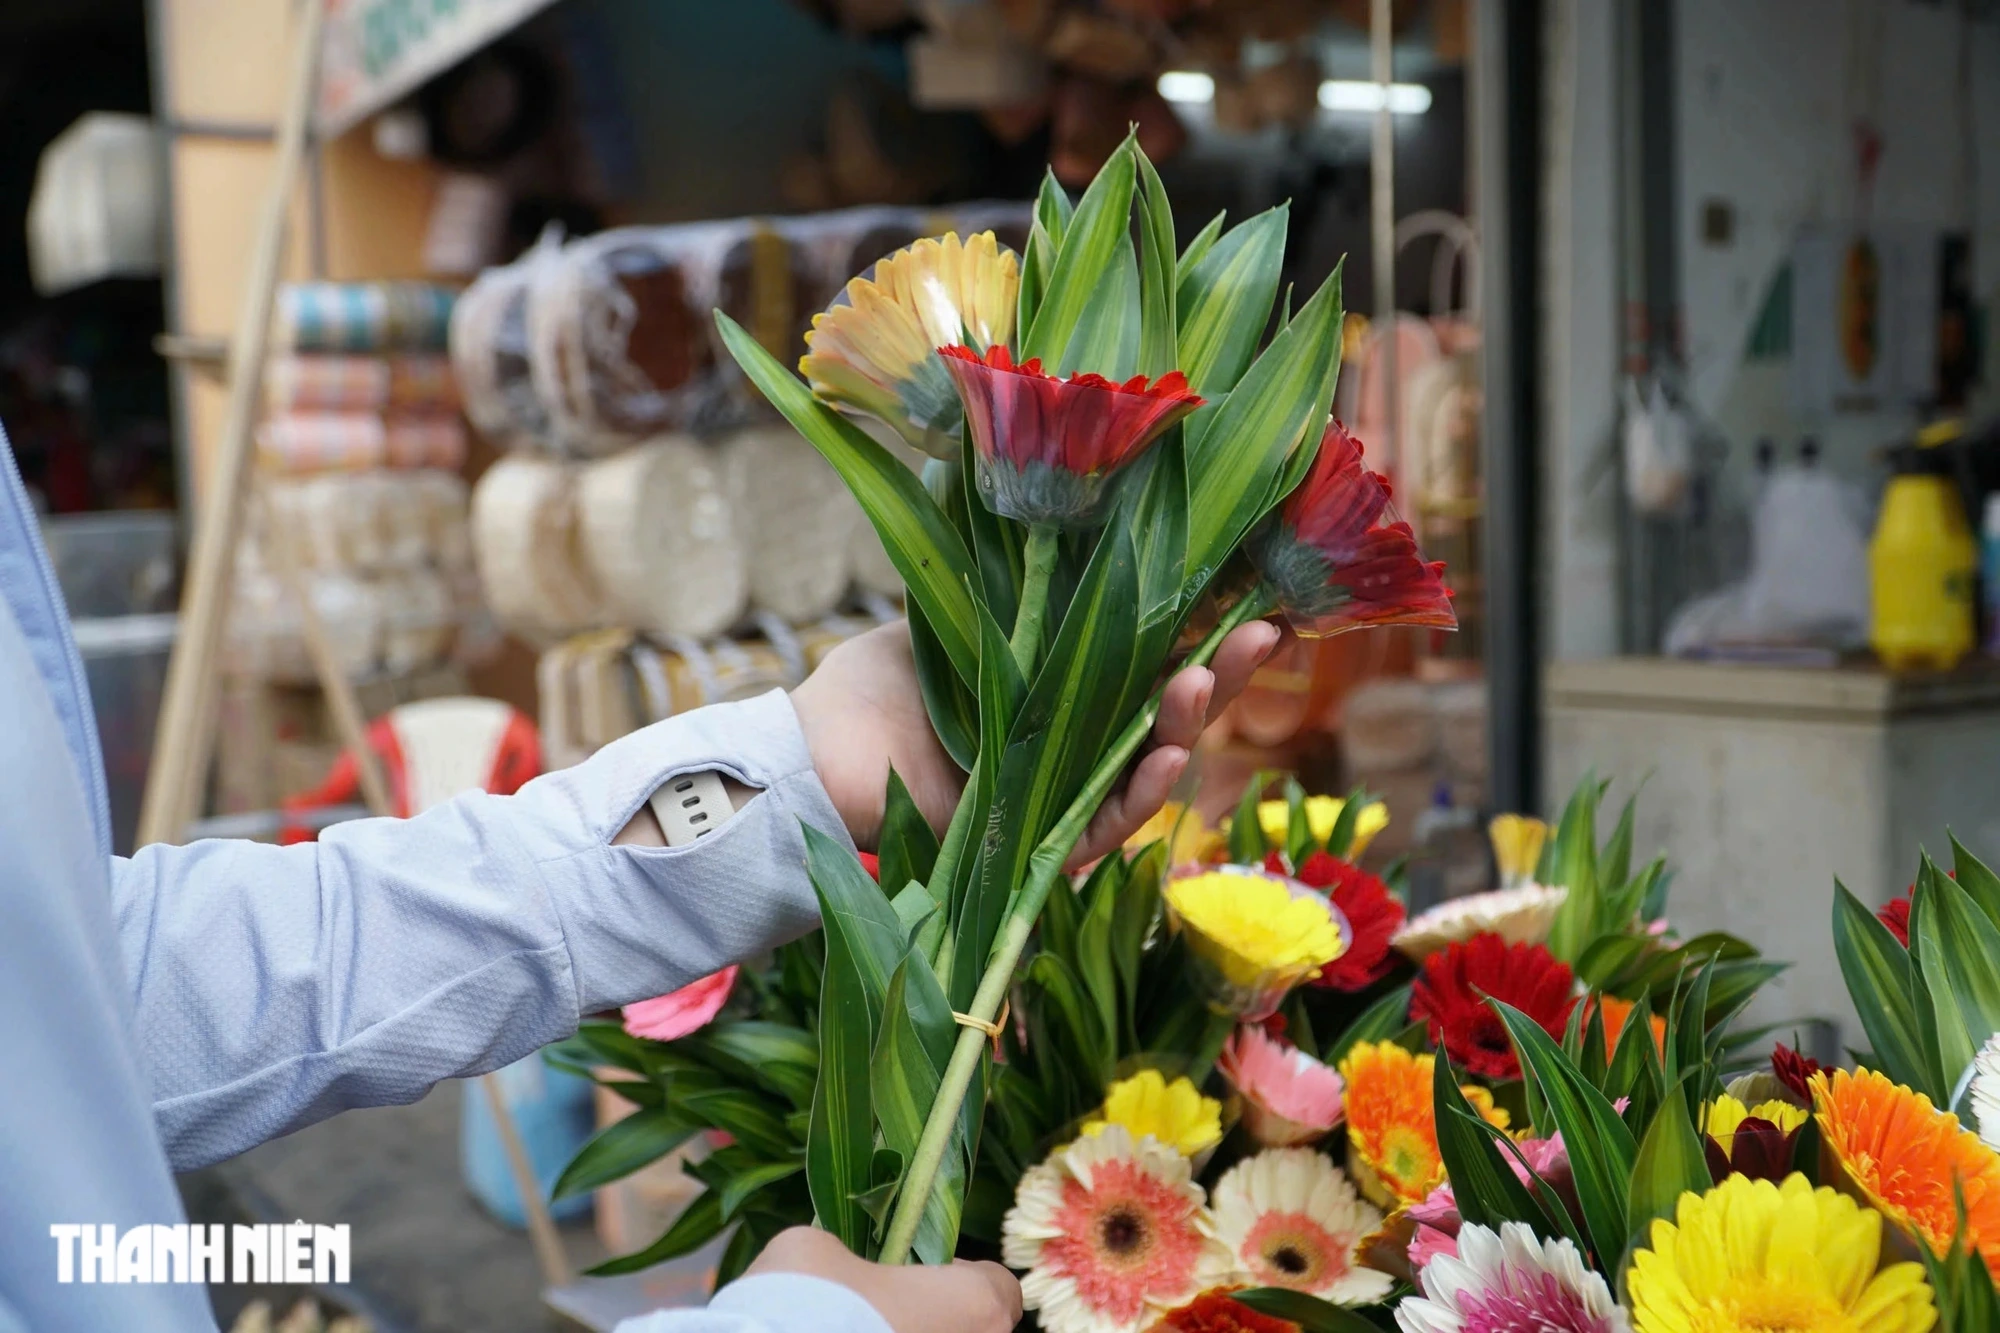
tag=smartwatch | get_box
[647,771,739,848]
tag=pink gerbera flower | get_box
[1216,1025,1346,1148]
[1395,1221,1629,1333]
[1002,1124,1234,1333]
[621,966,738,1041]
[938,343,1202,529]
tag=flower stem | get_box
[878,585,1277,1265]
[1009,525,1060,678]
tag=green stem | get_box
[1186,1010,1234,1084]
[1009,526,1060,678]
[878,586,1276,1264]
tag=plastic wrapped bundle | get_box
[720,425,859,622]
[713,221,822,389]
[785,206,925,323]
[528,226,724,455]
[452,233,561,449]
[578,434,747,640]
[275,281,454,353]
[471,455,612,641]
[265,353,460,414]
[258,412,466,474]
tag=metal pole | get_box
[1370,0,1399,472]
[1476,0,1544,815]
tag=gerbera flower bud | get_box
[938,344,1203,529]
[1246,421,1457,638]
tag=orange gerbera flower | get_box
[1813,1066,2000,1267]
[1336,1040,1508,1209]
[1592,993,1666,1056]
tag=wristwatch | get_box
[646,771,739,848]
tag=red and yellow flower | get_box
[1409,933,1576,1081]
[938,343,1203,528]
[1337,1040,1508,1208]
[1245,421,1456,638]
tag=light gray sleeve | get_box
[110,689,850,1171]
[612,1275,895,1333]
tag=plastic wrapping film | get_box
[577,434,748,639]
[452,229,563,448]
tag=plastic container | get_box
[39,511,178,617]
[1869,424,1977,671]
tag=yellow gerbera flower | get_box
[1488,813,1549,888]
[1254,796,1389,860]
[1628,1172,1935,1333]
[1336,1040,1508,1208]
[1813,1067,2000,1269]
[1164,869,1346,990]
[1125,801,1226,865]
[799,232,1018,458]
[1704,1093,1808,1155]
[1082,1070,1223,1159]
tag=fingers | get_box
[1206,619,1283,722]
[1065,744,1189,870]
[953,1259,1025,1326]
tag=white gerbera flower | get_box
[1000,1123,1235,1333]
[1396,1221,1630,1333]
[1391,884,1568,962]
[1209,1147,1392,1305]
[1972,1032,2000,1151]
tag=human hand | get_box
[789,616,1281,867]
[743,1226,1020,1333]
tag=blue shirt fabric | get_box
[0,435,889,1333]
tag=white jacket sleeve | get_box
[110,689,850,1170]
[613,1275,894,1333]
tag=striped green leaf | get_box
[1175,205,1288,396]
[588,1187,726,1276]
[1926,862,2000,1067]
[1135,146,1178,379]
[879,768,941,911]
[1492,999,1636,1268]
[871,952,965,1261]
[808,899,878,1254]
[1175,210,1226,288]
[1433,1050,1562,1239]
[1057,236,1139,379]
[718,1160,805,1222]
[1832,879,1940,1099]
[1545,774,1603,962]
[1626,1084,1709,1247]
[1182,262,1344,596]
[908,599,977,773]
[551,1107,699,1200]
[1022,138,1135,366]
[717,312,981,689]
[1017,170,1073,337]
[1950,833,2000,933]
[1323,984,1414,1067]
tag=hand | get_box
[790,616,1281,867]
[743,1226,1020,1333]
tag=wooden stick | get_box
[481,1073,575,1291]
[258,500,395,817]
[137,0,327,847]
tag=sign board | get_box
[317,0,560,138]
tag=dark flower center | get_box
[1272,1244,1309,1275]
[1099,1206,1147,1256]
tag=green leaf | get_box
[1182,260,1344,595]
[693,1022,820,1108]
[1228,770,1276,864]
[1075,861,1121,1052]
[718,1160,806,1221]
[1600,792,1638,891]
[1022,139,1135,366]
[552,1107,698,1200]
[879,768,941,908]
[807,885,879,1253]
[1056,235,1140,378]
[1111,842,1164,1033]
[678,1088,797,1160]
[1231,1288,1385,1332]
[1927,864,2000,1076]
[1433,1049,1557,1236]
[588,1186,726,1276]
[1135,146,1178,379]
[1605,993,1664,1106]
[718,312,982,689]
[1626,1086,1709,1246]
[1833,878,1941,1099]
[1544,774,1603,962]
[1284,777,1313,866]
[890,880,938,943]
[1910,864,1982,1097]
[1575,935,1653,990]
[1950,833,2000,934]
[1175,206,1288,396]
[1122,431,1191,634]
[1324,784,1368,861]
[806,823,908,1010]
[907,598,978,773]
[871,954,966,1262]
[947,434,1024,628]
[1017,171,1072,336]
[1324,984,1415,1067]
[1026,951,1112,1083]
[1175,210,1225,287]
[1491,999,1636,1268]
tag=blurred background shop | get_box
[3,0,1997,1328]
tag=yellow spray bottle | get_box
[1869,420,1976,671]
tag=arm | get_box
[114,689,845,1171]
[611,1275,892,1333]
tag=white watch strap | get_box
[648,771,737,847]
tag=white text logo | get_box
[49,1223,350,1284]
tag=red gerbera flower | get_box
[1271,851,1405,991]
[1876,871,1949,947]
[1410,933,1576,1081]
[1246,421,1457,638]
[937,342,1202,527]
[1771,1042,1824,1103]
[1150,1290,1300,1333]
